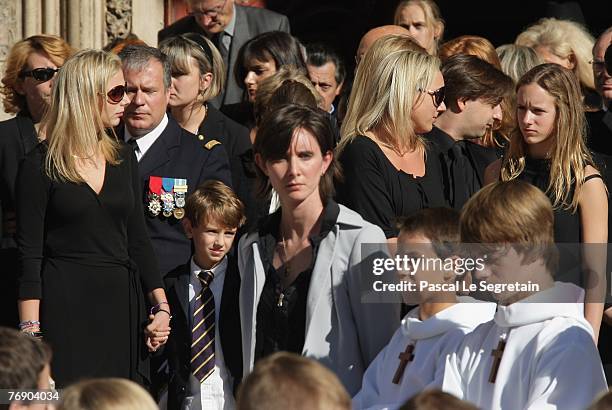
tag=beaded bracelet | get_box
[23,330,43,339]
[19,320,41,330]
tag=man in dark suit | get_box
[158,0,290,107]
[586,27,612,155]
[306,43,345,144]
[118,45,231,276]
[425,54,513,210]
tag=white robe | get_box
[442,282,607,410]
[353,298,496,410]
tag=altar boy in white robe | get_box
[442,180,608,410]
[353,208,496,410]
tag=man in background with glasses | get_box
[425,54,513,210]
[0,34,74,330]
[586,27,612,156]
[158,0,290,108]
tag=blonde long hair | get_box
[338,37,439,155]
[501,63,595,212]
[42,49,121,182]
[515,18,596,91]
[393,0,445,55]
[58,378,158,410]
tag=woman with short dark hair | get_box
[222,31,307,130]
[238,104,398,396]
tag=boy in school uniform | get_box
[162,180,245,410]
[442,180,607,410]
[353,208,496,410]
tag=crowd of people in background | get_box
[1,0,612,409]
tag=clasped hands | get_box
[145,311,171,352]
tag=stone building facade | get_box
[0,0,172,120]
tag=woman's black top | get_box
[16,143,162,387]
[336,135,447,238]
[517,156,582,243]
[0,112,38,328]
[220,101,255,130]
[254,200,339,361]
[516,155,605,287]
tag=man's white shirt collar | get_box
[124,113,169,161]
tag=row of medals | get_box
[148,188,186,219]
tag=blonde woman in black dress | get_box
[16,49,171,386]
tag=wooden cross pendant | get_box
[392,344,415,384]
[488,338,506,383]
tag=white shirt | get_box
[124,113,169,162]
[353,298,496,410]
[223,4,236,49]
[442,282,607,410]
[188,256,235,410]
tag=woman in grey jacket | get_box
[238,104,399,395]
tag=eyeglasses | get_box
[19,67,60,82]
[591,60,606,71]
[189,0,228,18]
[106,83,127,104]
[418,86,445,107]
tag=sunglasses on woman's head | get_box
[418,86,445,107]
[19,67,60,82]
[107,83,127,104]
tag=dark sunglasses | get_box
[19,67,60,82]
[106,83,127,104]
[418,86,445,107]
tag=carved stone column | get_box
[67,0,106,49]
[132,0,164,46]
[42,0,61,35]
[23,0,41,37]
[106,0,132,45]
[0,0,21,120]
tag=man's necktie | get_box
[191,270,215,383]
[128,138,139,155]
[216,33,230,76]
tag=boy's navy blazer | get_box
[162,255,243,408]
[117,115,232,276]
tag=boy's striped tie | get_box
[191,270,215,382]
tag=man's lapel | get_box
[138,118,180,177]
[168,264,191,322]
[228,6,250,81]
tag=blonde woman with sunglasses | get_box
[336,37,447,243]
[15,49,170,387]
